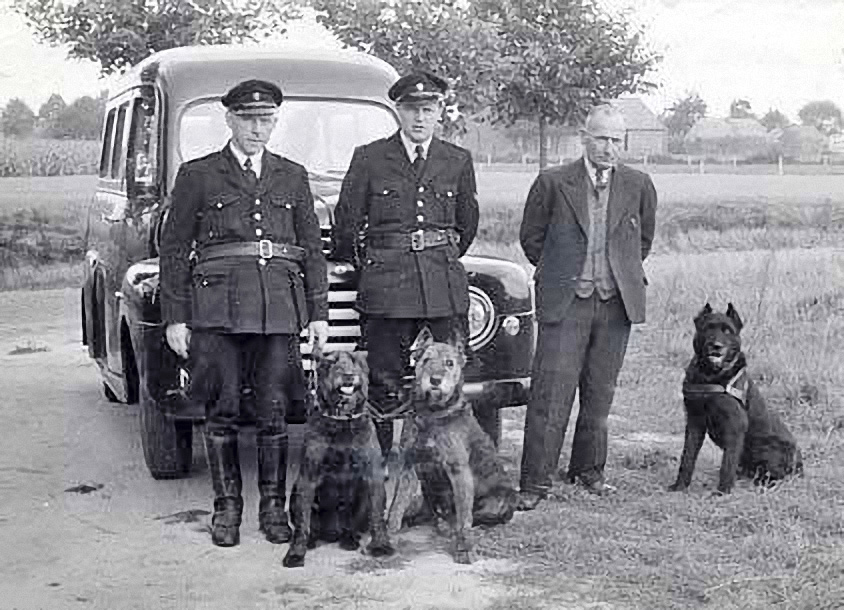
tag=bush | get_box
[0,137,99,176]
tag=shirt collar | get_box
[228,141,264,178]
[399,130,433,161]
[583,156,613,187]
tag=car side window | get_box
[111,103,129,183]
[126,94,159,203]
[99,109,116,178]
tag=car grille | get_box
[299,228,360,370]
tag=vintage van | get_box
[82,46,534,479]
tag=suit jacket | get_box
[520,160,657,324]
[160,146,328,334]
[331,131,479,318]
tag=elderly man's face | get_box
[225,110,278,156]
[581,111,626,169]
[397,100,442,143]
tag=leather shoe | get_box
[515,490,544,511]
[571,477,616,496]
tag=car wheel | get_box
[472,402,502,449]
[139,388,193,479]
[103,382,120,403]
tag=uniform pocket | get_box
[370,180,404,223]
[205,193,241,238]
[191,271,231,329]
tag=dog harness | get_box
[682,367,748,408]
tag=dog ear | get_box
[726,302,743,332]
[693,303,712,329]
[409,326,435,366]
[351,350,369,375]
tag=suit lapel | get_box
[558,161,589,236]
[217,146,246,191]
[384,131,412,170]
[419,137,451,183]
[607,165,631,236]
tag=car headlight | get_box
[467,287,496,349]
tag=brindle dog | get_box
[669,303,803,495]
[283,351,394,568]
[389,331,516,564]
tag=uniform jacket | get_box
[160,146,328,334]
[331,131,479,318]
[520,160,657,324]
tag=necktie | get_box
[411,144,426,178]
[595,168,609,192]
[243,157,258,190]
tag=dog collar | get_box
[415,397,472,422]
[682,367,748,408]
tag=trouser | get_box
[190,332,296,512]
[519,295,631,495]
[363,316,467,458]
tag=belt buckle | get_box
[410,229,425,251]
[258,239,273,259]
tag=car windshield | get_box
[179,99,398,176]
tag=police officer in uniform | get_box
[160,79,329,547]
[331,71,479,459]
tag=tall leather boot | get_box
[257,432,292,544]
[204,429,243,547]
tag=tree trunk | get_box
[538,115,548,169]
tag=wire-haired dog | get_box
[388,329,516,564]
[283,351,394,568]
[669,303,803,495]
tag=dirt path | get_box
[0,288,538,610]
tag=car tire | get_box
[473,402,502,449]
[139,388,193,479]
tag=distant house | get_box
[779,125,826,162]
[684,117,775,161]
[613,97,668,158]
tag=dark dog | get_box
[669,303,803,495]
[389,331,516,564]
[283,351,394,568]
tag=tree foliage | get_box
[759,108,790,131]
[729,98,755,119]
[311,0,661,166]
[16,0,298,74]
[798,100,843,135]
[2,98,37,137]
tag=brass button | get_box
[416,200,424,207]
[417,215,424,222]
[254,212,262,221]
[255,228,263,237]
[418,186,424,193]
[216,202,223,209]
[254,198,261,205]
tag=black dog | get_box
[669,303,803,495]
[283,351,394,568]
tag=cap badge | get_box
[252,92,260,101]
[416,82,424,91]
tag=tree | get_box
[798,100,843,135]
[661,92,706,153]
[16,0,298,74]
[760,108,790,131]
[729,98,755,119]
[2,98,37,137]
[312,0,661,168]
[55,95,103,139]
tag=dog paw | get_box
[367,539,395,558]
[667,482,687,492]
[282,551,305,568]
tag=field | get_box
[0,137,100,177]
[1,171,844,608]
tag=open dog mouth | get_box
[337,384,357,396]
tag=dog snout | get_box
[429,376,442,387]
[342,373,359,386]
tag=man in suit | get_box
[516,103,657,509]
[160,79,329,547]
[331,71,479,460]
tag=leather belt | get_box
[368,229,456,252]
[197,240,305,263]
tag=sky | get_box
[0,0,842,121]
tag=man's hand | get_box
[165,323,191,359]
[307,320,329,357]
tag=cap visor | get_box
[397,93,444,104]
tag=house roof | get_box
[613,97,666,132]
[685,117,770,141]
